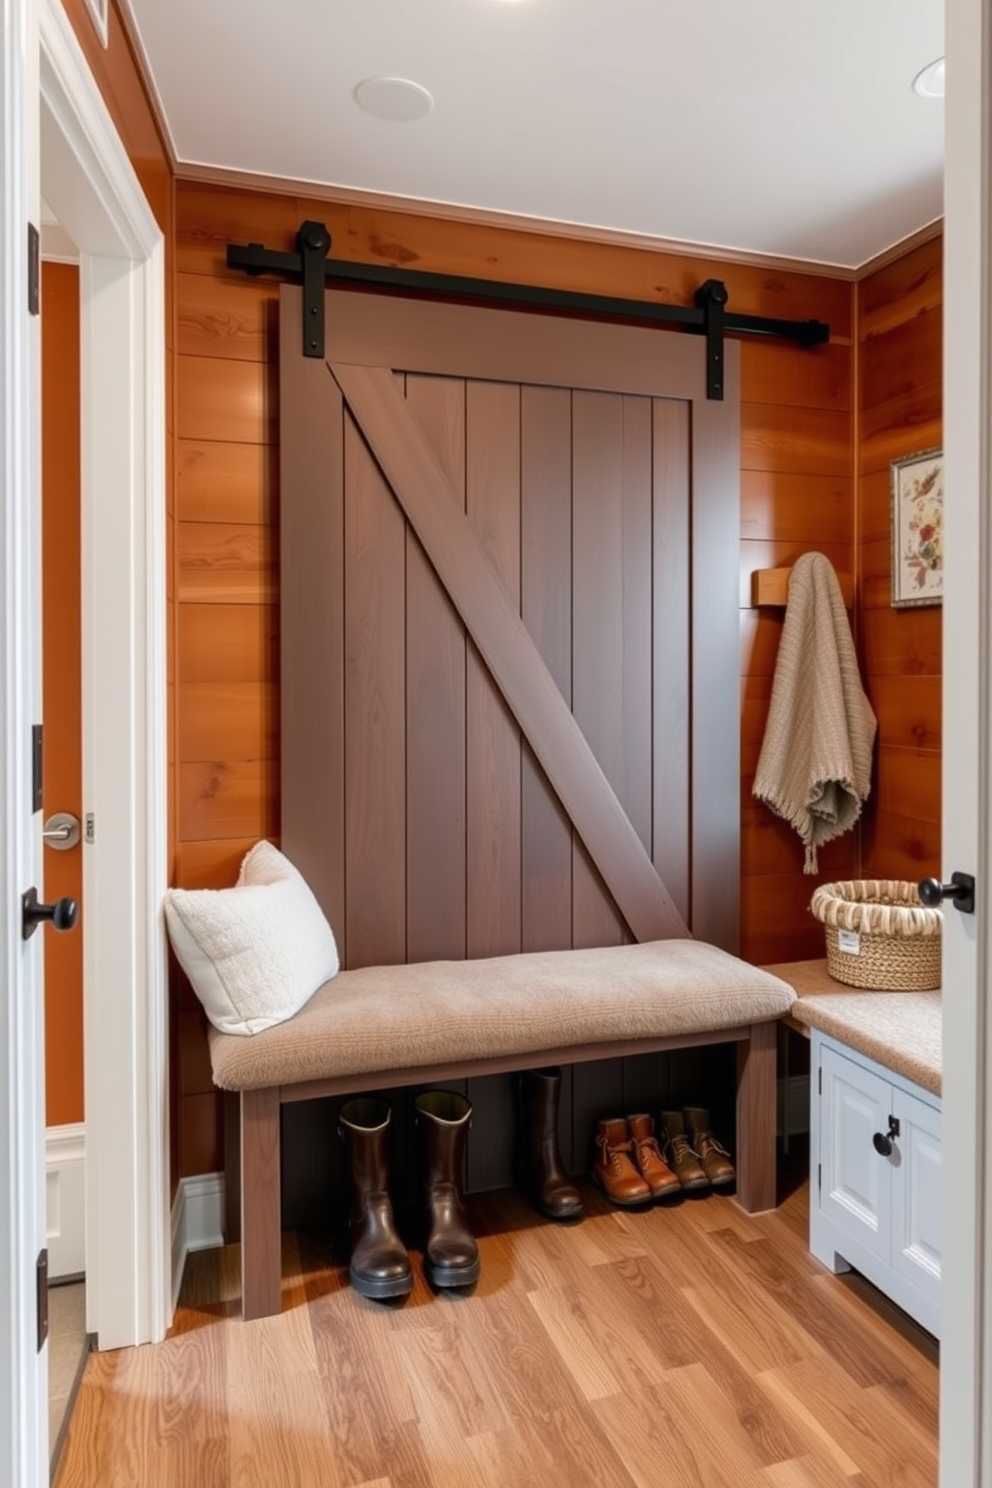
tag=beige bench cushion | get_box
[208,938,796,1092]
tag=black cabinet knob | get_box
[873,1114,900,1157]
[21,888,78,941]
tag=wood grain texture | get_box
[856,233,943,883]
[55,1177,937,1488]
[332,359,689,945]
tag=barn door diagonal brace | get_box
[227,219,831,398]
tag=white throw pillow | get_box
[163,840,339,1035]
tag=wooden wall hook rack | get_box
[750,567,855,609]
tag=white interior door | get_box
[0,1,47,1482]
[940,0,992,1482]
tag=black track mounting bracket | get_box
[226,220,831,397]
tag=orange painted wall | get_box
[41,261,84,1129]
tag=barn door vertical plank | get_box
[652,398,691,928]
[344,409,407,967]
[278,294,346,946]
[520,384,573,953]
[465,379,522,959]
[619,394,654,892]
[404,375,468,964]
[571,390,625,949]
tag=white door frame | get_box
[941,0,992,1481]
[38,0,169,1353]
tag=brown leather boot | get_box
[684,1107,736,1188]
[338,1097,413,1299]
[592,1118,651,1206]
[517,1068,584,1222]
[414,1090,480,1289]
[659,1111,709,1191]
[627,1113,681,1200]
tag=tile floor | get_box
[49,1281,90,1470]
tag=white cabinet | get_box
[810,1031,941,1338]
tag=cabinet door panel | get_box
[891,1085,942,1299]
[820,1044,892,1263]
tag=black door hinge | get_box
[28,224,39,316]
[37,1248,48,1350]
[32,724,43,813]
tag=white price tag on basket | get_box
[837,929,861,955]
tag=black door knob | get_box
[918,872,976,914]
[21,888,78,941]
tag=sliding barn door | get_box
[280,287,739,971]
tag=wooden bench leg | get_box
[224,1091,241,1245]
[735,1021,777,1213]
[240,1087,282,1320]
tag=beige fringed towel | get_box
[753,552,877,873]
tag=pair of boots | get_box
[592,1108,735,1206]
[338,1092,479,1300]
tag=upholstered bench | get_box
[207,937,796,1320]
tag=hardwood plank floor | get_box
[54,1166,938,1487]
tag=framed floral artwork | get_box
[890,447,943,608]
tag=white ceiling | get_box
[124,0,945,271]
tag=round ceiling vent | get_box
[354,77,434,122]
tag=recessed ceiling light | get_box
[354,76,434,122]
[912,57,945,99]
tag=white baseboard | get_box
[170,1172,226,1312]
[777,1074,811,1137]
[46,1123,86,1280]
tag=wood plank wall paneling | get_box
[857,236,943,890]
[173,178,857,1175]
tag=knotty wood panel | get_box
[178,439,274,525]
[740,469,851,545]
[178,760,278,842]
[177,602,278,683]
[176,520,275,604]
[741,403,851,478]
[177,355,276,446]
[856,233,943,883]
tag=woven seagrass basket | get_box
[809,879,942,991]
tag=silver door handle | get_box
[42,813,81,851]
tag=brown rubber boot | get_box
[683,1107,736,1188]
[414,1090,480,1289]
[592,1118,652,1206]
[517,1067,584,1222]
[627,1113,681,1200]
[338,1097,413,1299]
[659,1110,709,1191]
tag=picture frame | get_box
[890,446,943,608]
